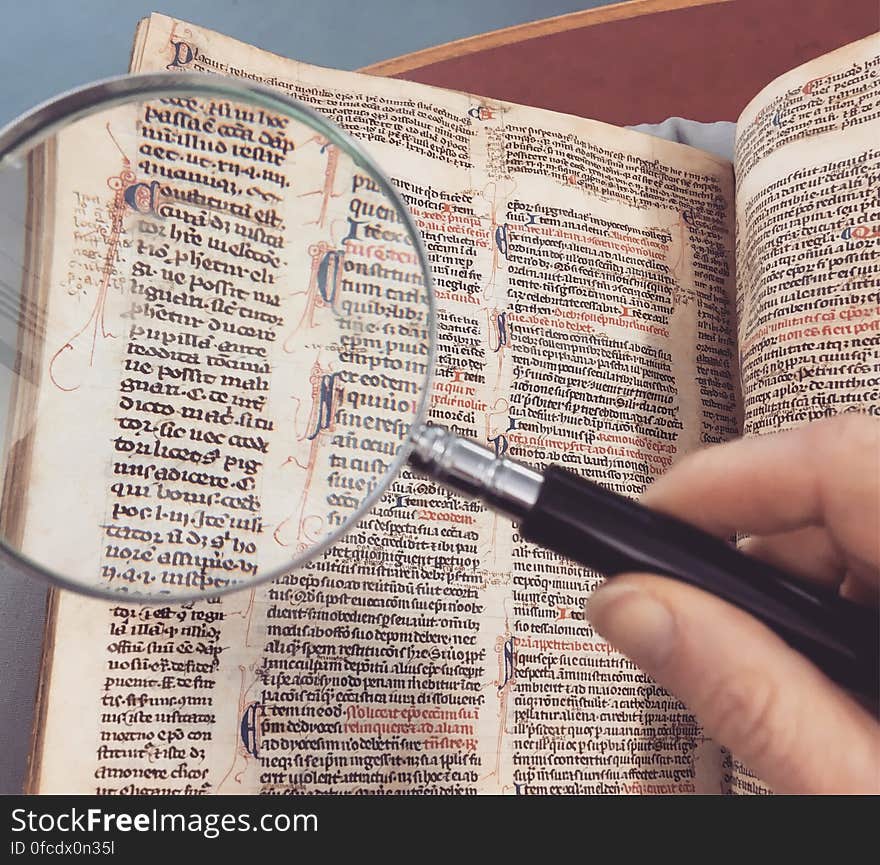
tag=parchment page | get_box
[732,34,880,793]
[736,35,880,434]
[28,13,738,794]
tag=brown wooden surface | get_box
[363,0,879,125]
[363,0,725,76]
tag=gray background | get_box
[0,0,734,794]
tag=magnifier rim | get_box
[0,72,437,602]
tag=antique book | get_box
[15,14,878,794]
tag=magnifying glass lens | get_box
[0,78,433,599]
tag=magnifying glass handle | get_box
[409,425,879,698]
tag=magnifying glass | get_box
[0,74,874,696]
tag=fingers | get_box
[739,526,847,588]
[642,415,880,569]
[594,416,880,792]
[586,574,880,793]
[742,525,880,598]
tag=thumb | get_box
[585,573,880,793]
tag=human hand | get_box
[585,414,880,793]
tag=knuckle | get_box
[700,669,797,773]
[819,412,878,453]
[817,414,879,499]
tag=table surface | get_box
[365,0,879,126]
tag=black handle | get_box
[520,465,879,698]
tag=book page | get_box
[732,34,880,793]
[26,13,738,794]
[735,35,880,435]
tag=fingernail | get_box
[585,581,677,669]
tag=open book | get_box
[17,14,878,794]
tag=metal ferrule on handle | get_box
[409,425,542,519]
